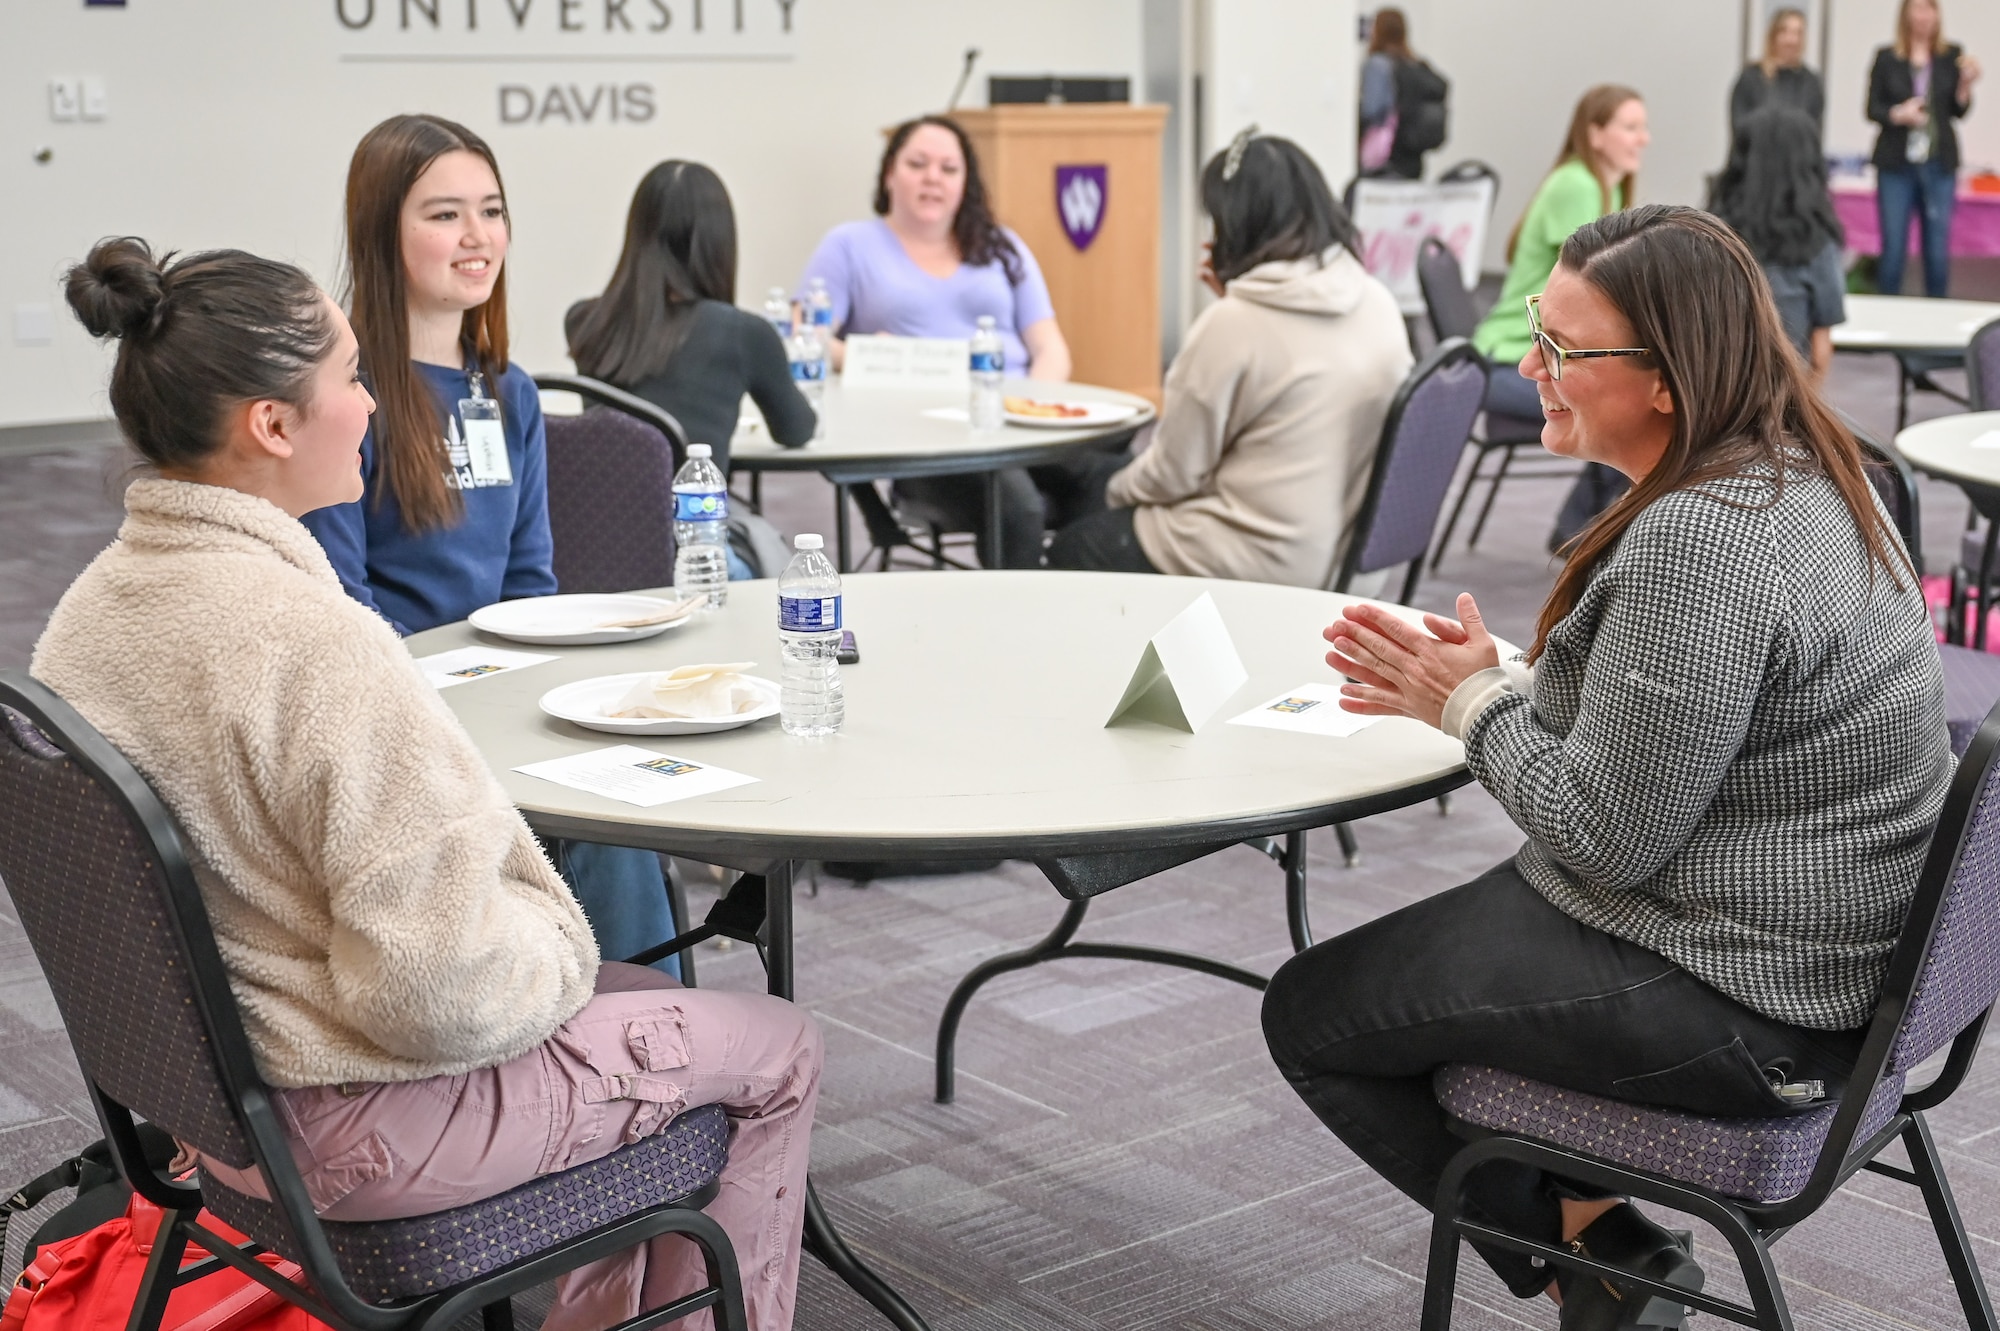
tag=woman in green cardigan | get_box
[1475,84,1649,550]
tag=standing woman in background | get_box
[1868,0,1979,298]
[1473,85,1648,551]
[797,115,1073,568]
[1730,7,1825,132]
[567,159,816,477]
[1358,8,1451,181]
[302,113,682,976]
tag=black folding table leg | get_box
[1906,1114,2000,1331]
[984,471,1004,569]
[834,483,853,574]
[765,862,932,1331]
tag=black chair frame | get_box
[0,670,746,1331]
[1419,699,2000,1331]
[533,372,692,467]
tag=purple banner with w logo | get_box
[1056,164,1109,251]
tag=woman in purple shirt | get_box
[797,115,1077,567]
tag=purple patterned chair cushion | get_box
[1350,353,1488,577]
[201,1101,729,1302]
[1891,764,2000,1073]
[1939,645,2000,757]
[0,706,256,1167]
[1434,1065,1906,1203]
[545,408,678,595]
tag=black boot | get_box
[1556,1206,1702,1331]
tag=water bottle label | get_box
[970,351,1004,374]
[674,491,728,523]
[780,594,842,632]
[810,306,833,327]
[791,358,826,384]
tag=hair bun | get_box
[65,237,171,341]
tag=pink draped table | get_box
[1833,180,2000,258]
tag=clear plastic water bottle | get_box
[788,325,827,414]
[762,286,792,341]
[969,315,1005,430]
[671,443,730,611]
[805,277,835,384]
[779,534,844,737]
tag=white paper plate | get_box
[1004,400,1143,429]
[539,672,781,735]
[469,595,695,646]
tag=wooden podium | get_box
[951,104,1169,404]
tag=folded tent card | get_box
[608,663,763,719]
[1105,592,1250,732]
[841,335,971,391]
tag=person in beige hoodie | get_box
[1049,132,1413,588]
[33,237,819,1331]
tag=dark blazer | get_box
[1868,43,1972,171]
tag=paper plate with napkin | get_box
[539,664,781,735]
[469,593,703,645]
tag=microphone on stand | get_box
[947,47,981,112]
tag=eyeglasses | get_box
[1526,294,1653,381]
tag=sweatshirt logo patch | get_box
[1622,669,1681,699]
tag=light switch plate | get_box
[80,77,107,121]
[49,78,80,122]
[14,305,54,346]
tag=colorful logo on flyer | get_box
[1268,696,1321,714]
[635,757,703,778]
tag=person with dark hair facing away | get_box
[37,235,822,1331]
[796,114,1074,568]
[1267,205,1949,1327]
[1359,7,1450,180]
[1712,106,1845,380]
[1730,7,1825,132]
[1475,85,1649,553]
[567,159,815,475]
[300,114,683,981]
[1867,0,1980,298]
[1047,131,1410,587]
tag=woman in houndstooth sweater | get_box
[1265,204,1950,1328]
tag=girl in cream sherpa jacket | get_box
[32,477,599,1089]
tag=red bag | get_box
[0,1190,331,1331]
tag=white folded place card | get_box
[416,646,559,689]
[1227,684,1381,738]
[514,744,759,808]
[1105,592,1250,732]
[1968,430,2000,450]
[841,335,971,391]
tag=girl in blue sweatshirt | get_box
[303,113,679,972]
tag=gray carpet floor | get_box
[1,349,1996,1330]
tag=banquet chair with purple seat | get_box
[1417,697,2000,1331]
[0,669,745,1331]
[534,372,689,596]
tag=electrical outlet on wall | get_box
[49,78,80,122]
[80,77,107,121]
[14,305,54,347]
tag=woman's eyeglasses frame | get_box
[1526,294,1653,381]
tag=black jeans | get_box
[1262,858,1864,1297]
[895,455,1115,569]
[1045,452,1157,573]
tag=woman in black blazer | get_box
[1867,0,1980,297]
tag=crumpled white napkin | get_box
[608,663,762,719]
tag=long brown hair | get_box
[1760,7,1807,78]
[1367,8,1412,60]
[873,115,1022,285]
[1506,85,1643,263]
[1529,205,1908,662]
[343,113,511,532]
[1894,0,1944,60]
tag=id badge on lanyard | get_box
[459,368,512,487]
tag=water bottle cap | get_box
[810,276,827,290]
[976,315,996,328]
[768,286,785,297]
[794,534,824,551]
[688,443,712,459]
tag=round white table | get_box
[1896,410,2000,490]
[729,378,1154,571]
[411,571,1478,1330]
[1832,293,2000,353]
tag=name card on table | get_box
[1105,593,1250,732]
[841,335,970,391]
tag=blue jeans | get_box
[1877,160,1957,298]
[554,841,681,979]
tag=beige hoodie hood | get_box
[1224,246,1371,317]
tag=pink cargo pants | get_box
[201,963,822,1331]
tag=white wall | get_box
[1,0,1140,429]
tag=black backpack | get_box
[1395,59,1450,155]
[0,1124,176,1279]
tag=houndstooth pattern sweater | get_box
[1462,466,1952,1030]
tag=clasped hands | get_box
[1323,592,1500,730]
